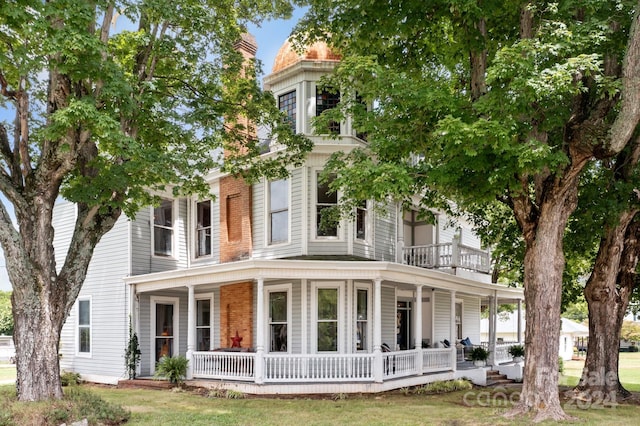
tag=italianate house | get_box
[57,35,524,393]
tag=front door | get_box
[396,301,412,350]
[151,297,178,372]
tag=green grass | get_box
[561,352,640,392]
[77,384,640,425]
[0,366,15,382]
[0,355,638,425]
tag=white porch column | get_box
[414,285,423,375]
[186,284,195,379]
[373,278,383,383]
[255,277,265,384]
[488,291,498,366]
[450,290,457,372]
[517,298,523,344]
[396,203,405,263]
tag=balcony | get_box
[402,239,491,275]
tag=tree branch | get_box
[607,4,640,154]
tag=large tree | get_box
[0,0,308,401]
[297,0,640,421]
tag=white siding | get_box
[433,291,452,344]
[59,212,131,380]
[373,204,396,262]
[460,294,481,344]
[381,285,396,348]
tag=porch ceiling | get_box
[126,259,523,300]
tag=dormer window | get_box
[278,90,296,133]
[316,87,340,134]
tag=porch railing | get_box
[191,351,255,381]
[494,343,514,364]
[403,240,491,274]
[264,353,374,382]
[191,348,453,383]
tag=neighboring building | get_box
[57,36,524,392]
[480,313,588,361]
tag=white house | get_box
[56,35,524,393]
[480,313,588,361]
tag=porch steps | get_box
[485,370,516,387]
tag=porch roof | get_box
[125,259,523,300]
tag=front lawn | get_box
[0,366,15,382]
[561,352,640,392]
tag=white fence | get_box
[264,353,374,382]
[191,351,255,381]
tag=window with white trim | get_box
[278,90,297,133]
[317,287,339,352]
[269,291,288,352]
[268,179,289,244]
[316,87,340,134]
[355,200,367,241]
[77,298,91,355]
[195,200,212,258]
[196,296,212,351]
[153,199,174,256]
[316,173,338,238]
[355,287,369,351]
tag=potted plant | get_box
[508,344,525,362]
[470,346,490,367]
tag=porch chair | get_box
[458,337,480,361]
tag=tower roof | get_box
[272,39,340,73]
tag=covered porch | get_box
[126,259,523,392]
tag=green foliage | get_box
[508,344,525,358]
[154,355,189,385]
[558,357,565,374]
[60,371,81,387]
[124,318,141,380]
[0,292,11,336]
[0,386,129,425]
[621,321,640,342]
[470,347,490,362]
[563,300,588,323]
[225,389,246,400]
[414,379,473,395]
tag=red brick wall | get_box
[219,175,252,263]
[219,281,254,348]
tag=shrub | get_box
[64,386,130,424]
[225,390,246,399]
[558,357,564,374]
[60,371,81,386]
[124,318,141,379]
[414,379,473,395]
[629,344,639,352]
[154,355,189,384]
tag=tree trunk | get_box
[577,213,639,401]
[506,171,584,421]
[12,285,64,400]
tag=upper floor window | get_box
[77,298,91,355]
[356,201,367,241]
[196,200,212,257]
[153,199,174,257]
[269,179,289,244]
[278,90,296,133]
[316,173,338,238]
[316,87,340,134]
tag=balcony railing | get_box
[402,239,491,274]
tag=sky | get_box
[0,8,304,292]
